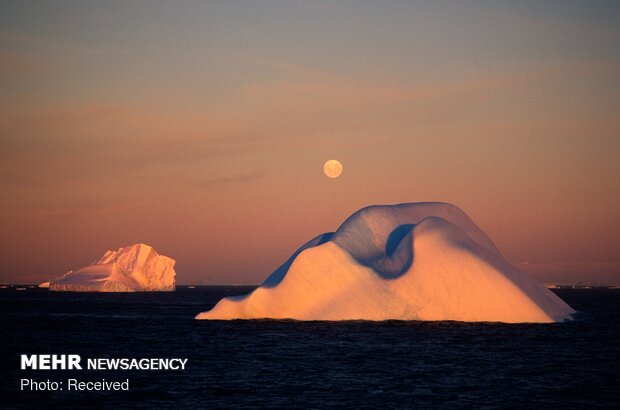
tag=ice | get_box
[196,203,575,323]
[50,243,176,292]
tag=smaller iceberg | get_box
[38,281,50,288]
[50,243,176,292]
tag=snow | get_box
[196,202,575,323]
[50,243,176,292]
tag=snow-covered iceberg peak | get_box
[50,243,176,292]
[196,202,575,323]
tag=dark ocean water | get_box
[0,286,619,409]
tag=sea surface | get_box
[0,287,618,409]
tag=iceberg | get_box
[196,202,574,323]
[38,281,50,288]
[50,243,176,292]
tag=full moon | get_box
[323,159,343,178]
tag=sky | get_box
[0,0,619,285]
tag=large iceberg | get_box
[197,202,574,323]
[50,243,176,292]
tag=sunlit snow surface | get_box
[50,243,176,292]
[197,203,574,322]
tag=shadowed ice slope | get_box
[262,232,333,288]
[196,203,574,323]
[331,202,500,278]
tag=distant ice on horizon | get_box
[50,243,176,292]
[196,202,575,323]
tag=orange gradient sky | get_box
[1,1,619,284]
